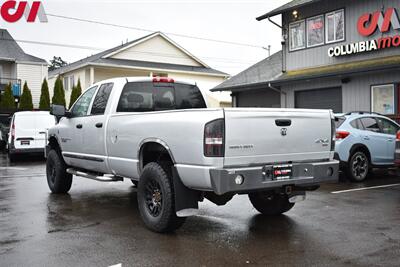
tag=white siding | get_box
[16,63,48,108]
[111,35,202,67]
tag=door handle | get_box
[388,138,394,142]
[76,124,83,129]
[95,122,103,128]
[275,119,291,127]
[363,136,370,140]
[39,131,46,134]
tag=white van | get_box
[8,111,56,161]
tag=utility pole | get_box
[262,45,271,57]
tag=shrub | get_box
[19,81,34,110]
[52,77,66,107]
[39,79,51,110]
[0,83,15,110]
[69,78,82,109]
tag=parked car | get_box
[0,113,12,150]
[8,111,56,161]
[334,112,400,182]
[46,77,338,233]
[395,131,400,168]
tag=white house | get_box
[0,29,48,108]
[48,32,231,107]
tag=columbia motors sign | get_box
[0,1,47,23]
[328,7,400,57]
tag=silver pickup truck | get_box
[47,77,338,233]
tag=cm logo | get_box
[357,7,400,37]
[0,1,47,23]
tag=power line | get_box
[46,13,266,49]
[6,37,260,65]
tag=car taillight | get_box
[153,77,174,83]
[336,131,350,140]
[331,117,335,151]
[11,123,15,140]
[204,119,224,157]
[396,131,400,141]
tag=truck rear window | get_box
[117,82,206,112]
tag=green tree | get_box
[52,77,66,107]
[0,83,15,110]
[69,78,82,109]
[19,81,34,110]
[39,79,51,110]
[49,56,68,72]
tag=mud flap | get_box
[172,167,199,217]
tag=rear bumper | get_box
[209,160,339,195]
[395,149,400,166]
[9,147,45,155]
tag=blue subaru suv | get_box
[334,112,399,182]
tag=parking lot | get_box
[0,152,399,267]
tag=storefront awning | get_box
[273,55,400,85]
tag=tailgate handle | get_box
[275,119,291,127]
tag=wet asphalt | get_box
[0,152,399,267]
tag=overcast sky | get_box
[2,0,290,75]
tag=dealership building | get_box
[213,0,400,119]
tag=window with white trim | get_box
[326,9,345,43]
[63,77,69,91]
[307,15,324,47]
[70,76,75,89]
[289,20,306,51]
[371,84,395,115]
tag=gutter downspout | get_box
[267,16,286,73]
[269,82,287,108]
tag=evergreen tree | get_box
[69,78,82,109]
[19,81,34,110]
[0,83,15,110]
[39,79,51,110]
[52,77,66,107]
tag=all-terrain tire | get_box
[347,151,370,182]
[46,149,73,194]
[248,191,295,215]
[137,162,186,233]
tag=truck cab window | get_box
[117,82,154,112]
[175,84,206,109]
[91,83,113,115]
[70,86,97,117]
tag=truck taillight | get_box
[396,131,400,141]
[153,77,174,83]
[204,119,224,157]
[336,131,350,140]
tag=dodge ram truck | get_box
[46,77,339,233]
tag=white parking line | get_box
[0,167,28,170]
[331,183,400,194]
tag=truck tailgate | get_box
[223,108,333,167]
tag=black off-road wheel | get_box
[137,162,186,233]
[347,151,370,182]
[46,150,73,194]
[248,191,295,215]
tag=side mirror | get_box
[50,105,71,118]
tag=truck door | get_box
[80,83,114,173]
[61,86,97,167]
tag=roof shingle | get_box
[211,51,282,91]
[0,29,46,63]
